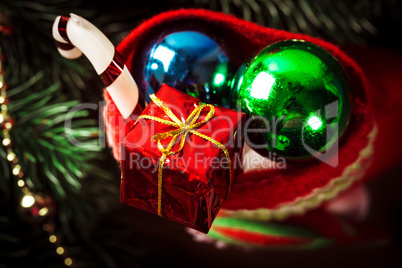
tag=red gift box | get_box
[120,84,245,233]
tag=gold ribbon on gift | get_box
[138,94,232,217]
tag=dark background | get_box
[1,1,402,267]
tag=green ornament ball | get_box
[207,61,236,108]
[230,40,352,160]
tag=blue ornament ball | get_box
[142,31,235,107]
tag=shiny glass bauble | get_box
[143,31,234,107]
[231,40,352,160]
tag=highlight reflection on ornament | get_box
[144,31,234,107]
[231,40,352,160]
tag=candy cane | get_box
[52,13,139,119]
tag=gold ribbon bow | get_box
[138,94,232,217]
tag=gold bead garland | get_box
[0,45,75,267]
